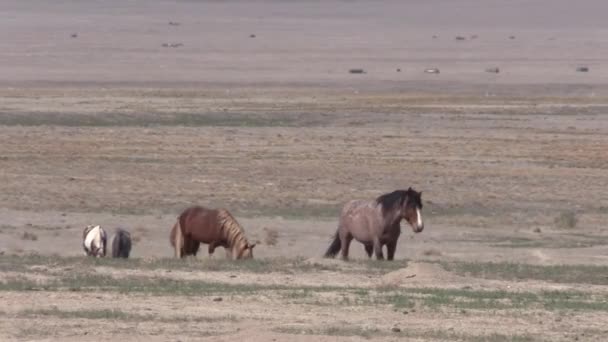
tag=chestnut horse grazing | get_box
[82,225,107,257]
[324,188,424,260]
[170,206,256,260]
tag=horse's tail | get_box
[324,229,341,258]
[171,219,183,258]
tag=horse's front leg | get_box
[208,242,217,256]
[386,241,397,261]
[373,237,384,260]
[226,247,233,260]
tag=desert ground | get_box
[1,1,608,341]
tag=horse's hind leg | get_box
[373,237,384,260]
[340,232,353,260]
[364,244,373,258]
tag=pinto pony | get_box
[82,225,107,257]
[111,228,132,258]
[170,206,256,260]
[325,188,424,260]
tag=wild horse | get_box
[325,188,424,260]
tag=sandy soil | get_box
[1,1,608,341]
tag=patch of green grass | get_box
[442,261,608,285]
[2,273,607,313]
[0,112,314,128]
[274,326,536,341]
[0,254,344,275]
[367,287,608,312]
[0,272,346,297]
[18,307,153,321]
[14,307,238,323]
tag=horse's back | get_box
[179,206,223,243]
[338,199,382,242]
[340,199,376,219]
[112,228,131,258]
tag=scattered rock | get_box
[455,36,466,41]
[213,297,223,302]
[229,274,237,278]
[509,35,516,39]
[432,35,438,39]
[162,43,183,48]
[576,66,589,72]
[402,310,408,315]
[424,68,440,74]
[71,33,78,38]
[422,248,442,257]
[168,21,180,26]
[391,327,401,333]
[485,67,500,74]
[533,227,542,233]
[470,34,478,39]
[396,68,401,72]
[250,34,256,38]
[349,68,366,74]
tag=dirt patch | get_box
[380,262,460,287]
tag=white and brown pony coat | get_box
[83,225,107,257]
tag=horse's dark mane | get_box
[376,188,422,214]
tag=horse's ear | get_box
[249,243,256,249]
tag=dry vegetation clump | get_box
[554,211,578,229]
[422,248,442,257]
[21,232,38,241]
[263,227,279,246]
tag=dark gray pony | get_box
[111,228,132,258]
[325,188,424,260]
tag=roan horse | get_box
[324,188,424,260]
[82,225,107,257]
[170,206,256,260]
[111,228,132,258]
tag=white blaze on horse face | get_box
[416,208,423,229]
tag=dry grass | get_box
[20,232,38,241]
[554,211,578,229]
[263,227,279,246]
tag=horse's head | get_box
[402,188,424,233]
[237,242,256,259]
[92,244,105,257]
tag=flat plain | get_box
[1,1,607,341]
